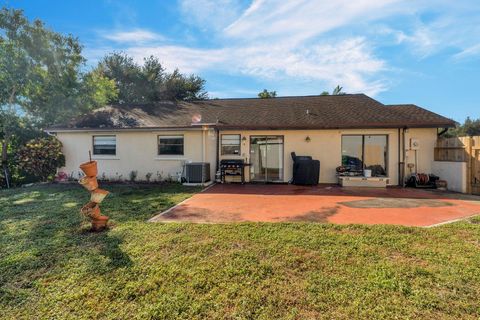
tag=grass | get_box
[1,183,480,319]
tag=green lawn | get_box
[1,184,479,319]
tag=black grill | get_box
[220,159,245,168]
[220,159,246,183]
[291,152,320,185]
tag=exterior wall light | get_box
[305,136,311,142]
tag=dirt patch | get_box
[161,207,212,220]
[159,206,244,223]
[339,198,455,209]
[464,201,480,206]
[282,206,340,223]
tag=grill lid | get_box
[220,159,245,166]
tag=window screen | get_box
[221,134,241,155]
[158,135,184,155]
[93,135,116,155]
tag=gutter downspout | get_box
[202,127,206,163]
[202,126,206,185]
[437,127,448,137]
[215,128,220,176]
[398,128,401,186]
[400,127,407,187]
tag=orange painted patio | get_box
[151,184,480,227]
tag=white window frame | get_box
[92,135,116,156]
[158,135,184,155]
[221,134,241,155]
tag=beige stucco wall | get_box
[403,128,438,177]
[56,127,439,185]
[219,129,402,185]
[432,161,468,193]
[56,129,217,182]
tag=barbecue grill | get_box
[291,152,320,185]
[220,159,247,183]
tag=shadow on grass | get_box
[1,183,197,302]
[78,226,134,269]
[0,182,199,292]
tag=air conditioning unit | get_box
[185,162,210,183]
[410,138,420,150]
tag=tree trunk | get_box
[1,138,10,188]
[1,87,17,188]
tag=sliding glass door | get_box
[250,136,284,182]
[341,135,388,176]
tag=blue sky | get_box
[9,0,480,122]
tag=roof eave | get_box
[47,122,455,133]
[216,123,456,130]
[45,125,211,133]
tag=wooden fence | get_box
[435,136,480,194]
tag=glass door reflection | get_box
[250,136,284,182]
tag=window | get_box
[158,135,184,155]
[364,135,388,176]
[93,135,116,155]
[341,135,388,176]
[221,134,241,155]
[341,135,363,171]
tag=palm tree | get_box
[320,85,346,95]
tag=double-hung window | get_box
[93,135,116,155]
[341,135,388,176]
[158,135,184,155]
[221,134,241,155]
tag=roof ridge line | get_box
[195,93,367,102]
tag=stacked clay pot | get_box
[79,161,109,231]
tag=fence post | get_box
[466,137,473,194]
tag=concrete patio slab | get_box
[150,184,480,227]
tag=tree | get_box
[320,85,346,95]
[95,52,208,104]
[332,85,345,95]
[0,7,116,126]
[0,7,116,186]
[162,69,207,101]
[445,117,480,137]
[16,137,65,181]
[258,89,277,99]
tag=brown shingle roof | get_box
[386,104,456,128]
[49,94,455,131]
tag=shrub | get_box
[129,170,138,182]
[16,138,65,182]
[145,172,153,182]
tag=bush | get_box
[16,138,65,182]
[129,170,138,182]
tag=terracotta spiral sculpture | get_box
[79,157,109,231]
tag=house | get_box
[47,94,455,185]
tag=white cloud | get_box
[124,46,228,73]
[179,0,244,31]
[89,0,480,97]
[376,1,480,59]
[117,37,385,96]
[380,26,439,58]
[102,29,163,43]
[224,0,405,43]
[453,43,480,60]
[108,1,395,96]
